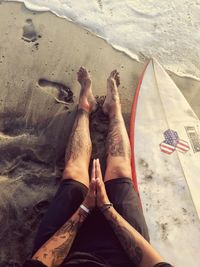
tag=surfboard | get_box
[130,59,200,267]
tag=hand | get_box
[82,160,97,210]
[94,159,110,207]
[83,159,110,210]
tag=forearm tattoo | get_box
[107,212,143,266]
[65,109,91,162]
[107,117,130,157]
[34,210,87,267]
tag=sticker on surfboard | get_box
[160,129,190,155]
[185,126,200,153]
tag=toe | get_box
[108,70,120,86]
[77,67,83,76]
[80,66,86,74]
[110,69,117,78]
[77,70,83,81]
[78,66,84,73]
[114,71,119,79]
[81,66,90,78]
[116,74,120,87]
[77,67,88,82]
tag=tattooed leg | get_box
[103,70,132,182]
[62,67,97,187]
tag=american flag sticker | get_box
[160,142,175,154]
[160,129,190,155]
[176,140,190,153]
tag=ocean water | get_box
[6,0,200,80]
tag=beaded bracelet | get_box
[100,203,113,212]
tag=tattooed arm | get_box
[32,161,97,267]
[32,207,88,267]
[103,206,163,267]
[93,159,164,267]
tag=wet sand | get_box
[0,1,200,265]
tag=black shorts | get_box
[32,178,149,264]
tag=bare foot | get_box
[103,70,121,116]
[77,67,97,113]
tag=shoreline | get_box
[5,0,200,81]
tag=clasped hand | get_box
[83,159,110,210]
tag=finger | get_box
[96,178,106,198]
[91,159,96,179]
[95,178,102,191]
[94,159,97,179]
[95,158,103,181]
[90,178,96,189]
[88,178,96,196]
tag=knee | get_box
[62,163,87,179]
[105,163,132,181]
[62,163,89,185]
[62,166,77,180]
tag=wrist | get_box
[99,203,113,213]
[81,201,92,214]
[97,197,110,208]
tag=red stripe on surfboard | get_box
[129,60,150,198]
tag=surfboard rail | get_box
[129,60,150,195]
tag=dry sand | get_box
[0,1,200,265]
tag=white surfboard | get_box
[130,59,200,267]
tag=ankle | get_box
[108,103,122,118]
[78,102,90,113]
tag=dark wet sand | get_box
[0,1,200,266]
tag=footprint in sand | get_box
[22,18,42,46]
[38,79,74,108]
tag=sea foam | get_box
[5,0,200,80]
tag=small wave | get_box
[5,0,200,80]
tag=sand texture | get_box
[0,2,200,266]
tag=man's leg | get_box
[62,67,97,187]
[102,70,150,242]
[32,67,97,253]
[103,70,132,182]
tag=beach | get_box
[0,1,200,266]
